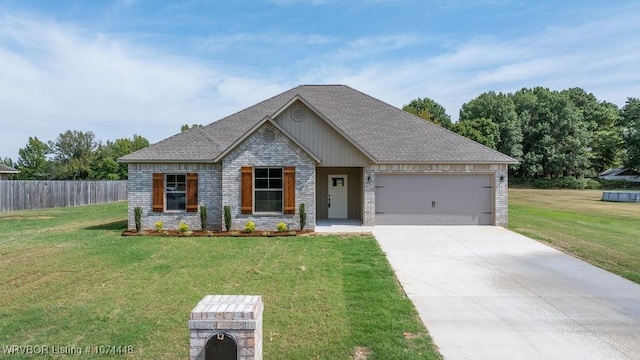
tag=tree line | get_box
[404,87,640,178]
[3,90,638,181]
[1,131,149,180]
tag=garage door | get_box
[375,174,493,225]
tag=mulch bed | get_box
[121,230,314,237]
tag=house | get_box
[598,168,640,183]
[119,85,517,231]
[0,164,19,180]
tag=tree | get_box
[459,91,523,171]
[48,130,98,180]
[512,87,592,178]
[1,157,15,168]
[450,118,500,149]
[622,98,640,170]
[16,137,51,179]
[90,135,149,179]
[181,124,203,132]
[403,97,452,128]
[562,88,623,173]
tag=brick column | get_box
[189,295,263,360]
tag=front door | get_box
[328,175,348,218]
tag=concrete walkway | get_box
[315,219,372,233]
[373,226,640,360]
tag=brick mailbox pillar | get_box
[189,295,263,360]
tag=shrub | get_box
[244,220,255,233]
[288,231,297,236]
[199,205,207,230]
[223,206,232,231]
[510,177,610,190]
[230,231,239,237]
[299,203,307,231]
[261,231,270,237]
[276,222,288,232]
[134,207,142,232]
[154,221,164,232]
[178,221,189,234]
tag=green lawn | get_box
[0,202,440,359]
[509,189,640,284]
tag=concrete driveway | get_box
[373,226,640,360]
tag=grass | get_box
[509,188,640,284]
[0,202,440,359]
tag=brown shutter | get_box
[241,167,253,214]
[186,173,198,213]
[152,173,164,212]
[283,167,295,214]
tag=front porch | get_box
[315,219,372,233]
[315,167,364,223]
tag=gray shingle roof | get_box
[0,164,19,173]
[119,85,517,164]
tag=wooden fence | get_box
[0,180,128,212]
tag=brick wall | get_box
[364,163,510,226]
[127,163,222,231]
[221,123,316,231]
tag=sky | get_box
[1,0,640,161]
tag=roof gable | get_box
[213,116,321,163]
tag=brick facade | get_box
[127,130,510,230]
[127,163,221,231]
[221,123,317,231]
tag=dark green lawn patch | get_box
[509,189,640,284]
[0,203,440,359]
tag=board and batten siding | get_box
[274,101,370,166]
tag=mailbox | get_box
[205,333,237,359]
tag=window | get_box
[152,173,198,213]
[254,168,283,212]
[165,174,186,211]
[241,167,294,215]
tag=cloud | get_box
[296,3,640,119]
[0,14,286,159]
[2,2,640,160]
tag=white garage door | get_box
[375,174,493,225]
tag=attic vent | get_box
[262,129,276,143]
[291,107,306,122]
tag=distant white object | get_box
[598,168,640,182]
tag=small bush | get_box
[277,222,288,232]
[154,221,164,232]
[178,221,189,234]
[299,203,307,231]
[288,231,297,236]
[223,206,232,231]
[244,220,255,233]
[230,231,239,237]
[199,205,207,230]
[134,207,142,232]
[261,231,270,237]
